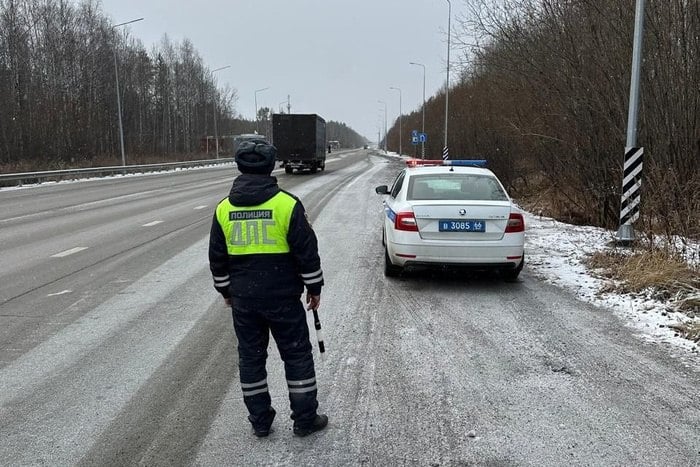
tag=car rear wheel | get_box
[384,246,402,277]
[285,166,293,174]
[502,255,524,282]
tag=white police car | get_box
[375,159,525,280]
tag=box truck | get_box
[272,114,326,174]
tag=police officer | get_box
[209,140,328,438]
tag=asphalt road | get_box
[0,150,698,466]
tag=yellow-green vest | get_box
[215,192,296,255]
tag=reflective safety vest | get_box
[215,192,296,255]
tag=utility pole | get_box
[617,0,646,244]
[254,87,270,133]
[211,65,231,159]
[112,17,143,166]
[410,62,426,159]
[378,100,387,152]
[443,0,451,160]
[389,87,402,156]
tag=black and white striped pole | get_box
[617,0,646,245]
[442,0,451,161]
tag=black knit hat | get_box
[235,141,277,174]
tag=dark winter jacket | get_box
[208,174,323,301]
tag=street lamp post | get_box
[254,87,270,133]
[443,0,451,160]
[211,65,231,159]
[378,100,387,152]
[616,0,647,244]
[112,17,143,166]
[409,61,426,158]
[389,86,402,156]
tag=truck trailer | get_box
[272,113,326,174]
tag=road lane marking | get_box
[193,205,208,210]
[51,247,88,258]
[0,237,218,464]
[47,290,72,297]
[142,220,164,227]
[0,190,162,225]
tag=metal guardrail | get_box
[0,158,235,187]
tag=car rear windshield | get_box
[407,174,508,201]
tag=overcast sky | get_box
[98,0,467,140]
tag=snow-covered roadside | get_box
[524,211,699,359]
[380,149,699,360]
[8,150,698,363]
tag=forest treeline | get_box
[387,0,699,239]
[0,0,366,169]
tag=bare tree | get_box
[383,0,698,239]
[0,0,244,166]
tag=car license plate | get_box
[439,219,485,232]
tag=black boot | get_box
[249,407,276,437]
[293,414,328,437]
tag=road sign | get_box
[419,132,427,143]
[411,130,419,138]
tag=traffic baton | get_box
[312,308,325,354]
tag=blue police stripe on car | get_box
[385,206,396,222]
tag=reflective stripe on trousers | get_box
[287,377,317,393]
[241,378,268,397]
[232,298,319,426]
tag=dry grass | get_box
[514,172,699,345]
[515,174,593,226]
[585,249,700,342]
[586,249,699,295]
[667,323,700,343]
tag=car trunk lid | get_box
[412,201,512,241]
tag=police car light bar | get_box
[405,159,487,168]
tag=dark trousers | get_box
[231,298,319,430]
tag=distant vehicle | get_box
[375,159,525,280]
[328,140,340,152]
[232,133,268,155]
[363,144,369,150]
[272,114,326,174]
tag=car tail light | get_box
[395,211,419,231]
[505,213,525,233]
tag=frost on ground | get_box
[383,151,699,360]
[525,211,699,359]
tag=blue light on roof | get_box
[446,159,487,167]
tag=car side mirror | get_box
[375,185,389,195]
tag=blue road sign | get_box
[411,136,419,145]
[411,130,419,138]
[419,132,427,143]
